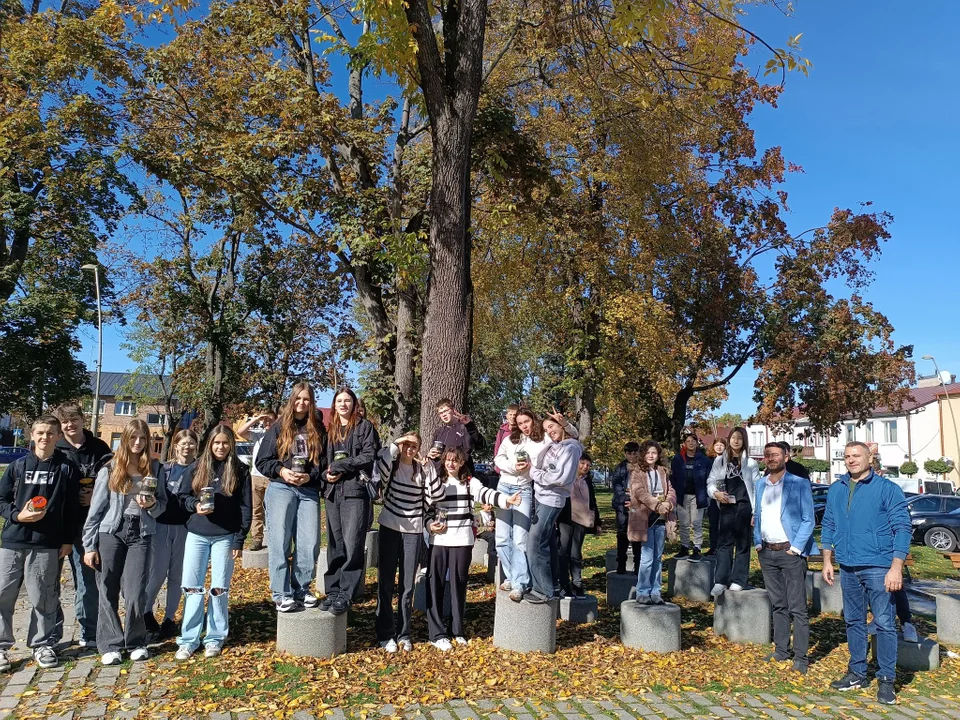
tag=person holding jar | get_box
[493,408,552,602]
[322,387,379,616]
[82,419,167,665]
[174,425,251,660]
[708,427,760,597]
[256,383,327,613]
[144,429,198,640]
[627,440,676,604]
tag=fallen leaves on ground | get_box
[34,559,960,719]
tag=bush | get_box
[924,458,952,476]
[900,461,919,477]
[800,458,831,474]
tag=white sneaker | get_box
[902,622,919,643]
[204,643,222,658]
[101,651,122,666]
[379,639,398,653]
[453,636,467,646]
[175,645,194,661]
[729,583,744,592]
[303,592,320,609]
[77,639,93,648]
[275,597,297,613]
[0,650,9,672]
[499,581,512,592]
[398,638,413,652]
[710,583,726,597]
[130,647,149,662]
[867,620,878,635]
[432,638,452,652]
[33,645,58,669]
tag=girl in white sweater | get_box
[428,448,520,651]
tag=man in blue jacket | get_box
[821,441,911,705]
[754,443,817,675]
[670,431,713,559]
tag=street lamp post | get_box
[81,264,103,436]
[922,354,960,484]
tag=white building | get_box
[747,375,960,484]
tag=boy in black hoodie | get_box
[51,402,112,647]
[0,415,81,671]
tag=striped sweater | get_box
[375,444,444,534]
[431,476,512,548]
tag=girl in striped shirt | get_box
[427,448,520,651]
[374,433,443,653]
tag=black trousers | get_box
[715,501,752,588]
[427,545,471,641]
[557,521,587,588]
[707,500,720,551]
[375,526,422,642]
[759,547,810,663]
[324,495,369,602]
[96,520,152,654]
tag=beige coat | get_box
[626,464,677,543]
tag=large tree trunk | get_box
[406,0,487,442]
[391,285,418,436]
[418,118,475,441]
[201,339,227,444]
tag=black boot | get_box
[616,532,628,574]
[631,542,643,574]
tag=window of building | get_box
[82,399,106,415]
[115,401,137,416]
[845,424,856,443]
[884,465,899,479]
[814,434,824,447]
[883,420,898,444]
[147,413,168,426]
[110,433,122,451]
[865,422,874,443]
[152,437,163,455]
[750,431,764,448]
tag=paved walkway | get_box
[1,568,958,719]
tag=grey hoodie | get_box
[530,439,584,509]
[82,463,168,552]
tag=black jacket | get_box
[669,449,713,509]
[178,460,252,550]
[786,459,811,480]
[0,450,81,550]
[611,460,630,516]
[325,418,378,501]
[432,420,485,473]
[156,461,192,525]
[255,420,328,491]
[56,429,112,523]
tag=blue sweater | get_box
[752,471,819,557]
[820,471,911,568]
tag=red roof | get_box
[873,382,960,415]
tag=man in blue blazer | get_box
[754,442,818,675]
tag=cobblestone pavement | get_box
[1,568,958,719]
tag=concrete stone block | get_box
[666,557,716,602]
[276,607,347,658]
[493,590,558,653]
[365,530,379,568]
[317,548,365,602]
[606,572,636,608]
[812,571,843,615]
[620,601,682,652]
[936,593,960,645]
[472,536,496,568]
[559,595,599,624]
[871,635,940,671]
[713,588,772,644]
[242,547,269,570]
[605,548,635,573]
[805,570,814,605]
[413,572,451,615]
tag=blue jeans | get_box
[526,501,563,598]
[495,482,532,590]
[840,565,897,681]
[178,533,235,650]
[265,482,321,602]
[46,538,99,644]
[636,523,666,599]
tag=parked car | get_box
[0,446,28,465]
[236,441,255,468]
[811,482,829,524]
[907,494,960,552]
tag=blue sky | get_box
[79,0,960,416]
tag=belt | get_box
[762,541,791,551]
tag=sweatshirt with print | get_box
[0,450,81,550]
